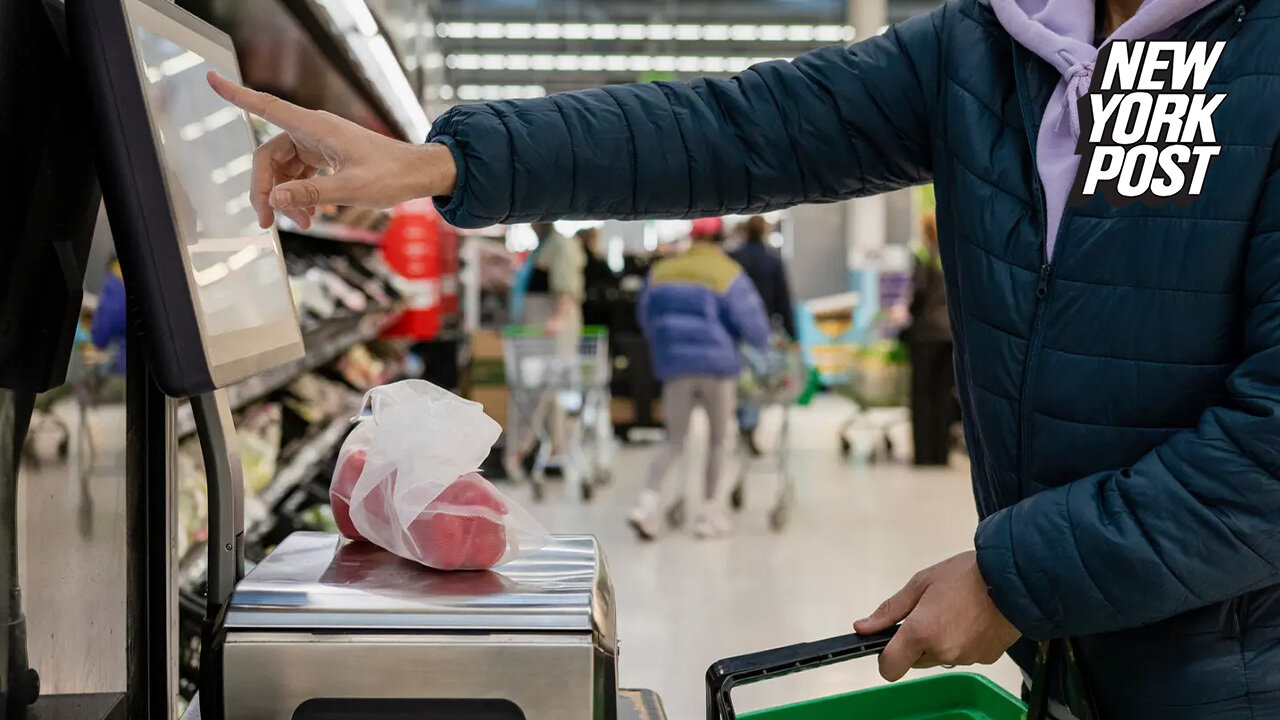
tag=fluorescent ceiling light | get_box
[431,22,854,43]
[759,25,787,41]
[674,24,700,40]
[703,25,730,40]
[647,24,673,40]
[505,23,534,39]
[787,25,815,41]
[591,24,618,39]
[445,53,769,74]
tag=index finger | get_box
[206,71,312,131]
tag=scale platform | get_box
[198,532,650,720]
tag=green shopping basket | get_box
[706,629,1027,720]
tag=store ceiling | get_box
[370,0,937,108]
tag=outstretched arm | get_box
[430,11,944,227]
[208,7,945,227]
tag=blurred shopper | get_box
[90,260,127,376]
[630,219,770,540]
[577,226,616,326]
[213,5,1280,706]
[506,222,585,479]
[523,222,585,336]
[905,212,953,467]
[730,216,796,455]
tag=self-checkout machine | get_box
[62,1,665,719]
[1,0,129,717]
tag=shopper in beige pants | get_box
[628,220,771,540]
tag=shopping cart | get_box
[665,337,807,533]
[502,325,613,501]
[732,338,808,531]
[835,343,910,463]
[706,628,1027,720]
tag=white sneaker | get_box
[627,490,662,541]
[502,453,529,484]
[693,505,732,539]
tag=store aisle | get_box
[515,396,1022,720]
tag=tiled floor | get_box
[515,396,1021,720]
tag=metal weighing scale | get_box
[62,0,669,717]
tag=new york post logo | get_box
[1069,41,1227,208]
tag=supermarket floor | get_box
[514,395,1022,720]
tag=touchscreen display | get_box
[131,8,300,369]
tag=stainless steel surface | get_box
[227,532,611,635]
[190,689,661,720]
[221,532,618,720]
[190,391,244,612]
[619,690,668,720]
[223,633,596,720]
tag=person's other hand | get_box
[207,72,457,229]
[853,551,1020,682]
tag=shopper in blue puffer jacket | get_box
[211,0,1280,709]
[630,218,771,540]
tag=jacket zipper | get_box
[1011,43,1063,498]
[1175,0,1249,41]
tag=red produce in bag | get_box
[328,380,549,570]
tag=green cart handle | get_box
[705,627,900,720]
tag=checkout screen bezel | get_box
[120,0,304,391]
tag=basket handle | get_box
[705,628,898,720]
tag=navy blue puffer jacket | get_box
[429,0,1280,715]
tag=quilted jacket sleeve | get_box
[426,10,944,228]
[976,156,1280,640]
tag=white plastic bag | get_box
[329,380,549,570]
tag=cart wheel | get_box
[667,498,686,528]
[839,436,852,459]
[769,479,796,532]
[730,483,745,511]
[769,501,791,532]
[581,482,595,502]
